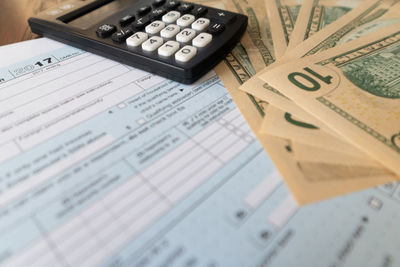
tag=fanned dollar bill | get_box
[291,142,381,166]
[260,105,367,156]
[214,44,397,204]
[198,0,398,203]
[241,0,400,109]
[262,136,395,203]
[258,22,400,176]
[241,0,400,158]
[259,0,367,156]
[264,0,302,58]
[222,0,276,70]
[287,0,362,50]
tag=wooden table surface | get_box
[0,0,69,46]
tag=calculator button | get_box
[137,5,151,16]
[191,18,210,31]
[145,21,166,34]
[150,8,167,21]
[96,24,116,38]
[153,0,166,7]
[160,24,181,38]
[126,32,148,47]
[176,28,196,43]
[175,45,197,62]
[132,16,151,30]
[177,3,194,14]
[165,0,180,10]
[162,11,181,24]
[142,36,164,51]
[119,15,135,27]
[211,10,236,24]
[112,29,133,43]
[158,41,180,56]
[192,6,207,18]
[192,32,212,47]
[207,22,225,35]
[176,14,195,27]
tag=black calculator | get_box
[28,0,248,84]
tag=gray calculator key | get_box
[158,41,180,56]
[191,18,210,31]
[175,45,197,62]
[126,32,148,47]
[145,20,166,34]
[160,24,181,38]
[142,36,164,51]
[162,11,181,24]
[177,14,195,27]
[176,28,196,43]
[192,32,212,47]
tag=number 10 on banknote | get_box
[259,23,400,176]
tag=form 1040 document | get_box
[1,38,400,267]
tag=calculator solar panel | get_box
[28,0,248,84]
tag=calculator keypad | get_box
[112,28,133,43]
[126,32,148,47]
[211,10,235,24]
[160,24,181,38]
[176,28,196,43]
[137,6,151,16]
[165,0,180,11]
[96,24,117,38]
[177,3,194,14]
[207,22,225,34]
[145,20,166,34]
[132,16,151,30]
[149,8,167,21]
[119,15,135,27]
[142,36,164,51]
[175,45,197,62]
[162,11,181,23]
[191,18,210,31]
[192,32,212,48]
[153,0,166,7]
[192,6,208,17]
[158,40,180,56]
[99,1,238,64]
[177,14,195,27]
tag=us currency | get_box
[194,0,272,72]
[240,0,400,111]
[263,136,395,203]
[291,142,382,166]
[260,0,364,156]
[287,0,362,51]
[260,105,367,156]
[264,0,302,58]
[258,22,400,177]
[215,52,397,204]
[222,0,275,70]
[198,0,398,203]
[214,44,397,204]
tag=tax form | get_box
[1,38,400,267]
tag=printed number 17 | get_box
[35,57,52,67]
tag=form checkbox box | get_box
[369,197,382,210]
[226,124,234,131]
[118,103,127,109]
[137,118,146,125]
[244,136,253,143]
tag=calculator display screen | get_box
[65,0,133,29]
